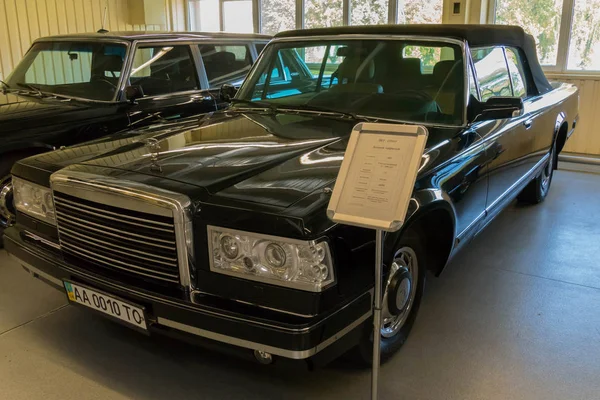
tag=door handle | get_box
[523,119,534,130]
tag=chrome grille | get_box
[54,191,181,285]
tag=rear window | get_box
[402,45,456,74]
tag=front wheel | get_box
[354,230,426,364]
[517,141,556,204]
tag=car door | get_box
[126,42,216,127]
[470,46,536,213]
[198,42,259,110]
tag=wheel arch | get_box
[554,112,569,156]
[389,195,457,277]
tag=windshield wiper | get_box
[230,98,274,109]
[0,79,9,90]
[273,104,363,120]
[16,83,44,97]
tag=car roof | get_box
[275,24,527,47]
[34,31,272,42]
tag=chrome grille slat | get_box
[61,242,179,278]
[56,213,177,247]
[53,191,181,286]
[55,199,175,233]
[61,244,180,283]
[54,194,174,227]
[60,229,178,268]
[58,226,177,263]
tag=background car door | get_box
[126,43,216,127]
[470,46,537,211]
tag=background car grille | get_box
[53,191,181,286]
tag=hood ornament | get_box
[144,138,163,173]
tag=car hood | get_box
[0,91,88,126]
[24,111,460,210]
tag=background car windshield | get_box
[238,40,465,125]
[6,42,126,101]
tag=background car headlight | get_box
[12,177,56,225]
[209,226,335,292]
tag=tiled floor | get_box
[1,170,599,400]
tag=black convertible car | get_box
[4,25,579,367]
[0,31,270,234]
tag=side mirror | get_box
[219,84,238,103]
[125,85,144,104]
[471,97,524,123]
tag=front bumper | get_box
[4,227,371,364]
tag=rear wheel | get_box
[517,140,556,204]
[353,230,426,364]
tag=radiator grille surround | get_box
[50,171,194,289]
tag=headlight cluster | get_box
[13,177,56,225]
[209,226,335,292]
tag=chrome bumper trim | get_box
[9,253,63,287]
[6,247,371,336]
[158,310,371,360]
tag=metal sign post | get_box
[371,229,384,399]
[326,123,428,400]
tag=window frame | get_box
[488,0,600,76]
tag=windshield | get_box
[238,39,465,125]
[6,41,127,101]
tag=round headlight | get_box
[220,235,240,260]
[264,243,286,269]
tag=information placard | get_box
[327,123,428,232]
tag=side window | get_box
[505,47,527,98]
[471,47,512,101]
[200,44,253,88]
[130,45,199,97]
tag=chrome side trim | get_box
[51,171,194,289]
[485,153,550,213]
[9,254,62,287]
[157,311,371,360]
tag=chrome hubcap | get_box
[0,177,15,228]
[381,247,418,338]
[541,146,554,193]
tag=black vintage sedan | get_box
[0,31,270,234]
[4,25,579,366]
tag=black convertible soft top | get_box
[276,24,552,95]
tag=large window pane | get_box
[351,0,389,25]
[305,0,343,29]
[261,0,296,35]
[494,0,563,66]
[398,0,443,24]
[224,0,254,33]
[188,0,220,32]
[567,0,600,71]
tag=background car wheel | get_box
[517,141,556,205]
[352,229,426,365]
